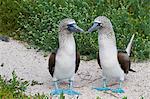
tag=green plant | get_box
[0,71,29,98]
[140,96,144,99]
[0,71,49,99]
[122,96,127,99]
[96,96,101,99]
[0,0,23,34]
[59,93,65,99]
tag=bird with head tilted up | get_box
[48,18,83,95]
[88,16,135,93]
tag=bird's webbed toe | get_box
[111,88,125,93]
[50,89,63,95]
[93,87,111,91]
[63,89,81,95]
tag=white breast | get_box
[98,33,124,81]
[54,35,76,80]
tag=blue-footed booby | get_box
[48,18,83,95]
[88,16,134,93]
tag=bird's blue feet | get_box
[111,88,125,93]
[50,89,63,95]
[64,89,81,95]
[93,87,111,91]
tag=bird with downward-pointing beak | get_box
[48,18,83,95]
[88,16,134,93]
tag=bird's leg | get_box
[50,78,63,95]
[63,77,81,95]
[111,80,125,93]
[54,81,59,89]
[119,80,122,88]
[93,78,111,91]
[103,79,107,87]
[69,80,73,89]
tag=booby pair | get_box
[88,16,135,93]
[48,18,83,95]
[48,17,135,95]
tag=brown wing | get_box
[75,51,80,73]
[118,51,130,74]
[97,51,135,73]
[48,52,56,77]
[97,51,129,73]
[118,51,136,73]
[97,52,102,69]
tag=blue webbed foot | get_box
[111,88,125,93]
[64,89,81,95]
[50,89,63,95]
[93,87,111,91]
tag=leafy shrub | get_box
[0,0,22,34]
[0,0,149,61]
[0,71,29,98]
[0,71,48,98]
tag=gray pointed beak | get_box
[73,24,84,32]
[88,22,99,32]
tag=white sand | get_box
[0,39,150,99]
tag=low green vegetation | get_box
[122,96,127,99]
[0,71,28,98]
[0,0,149,61]
[0,71,48,99]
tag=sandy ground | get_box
[0,39,150,99]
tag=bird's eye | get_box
[98,23,102,26]
[67,23,76,27]
[67,23,76,32]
